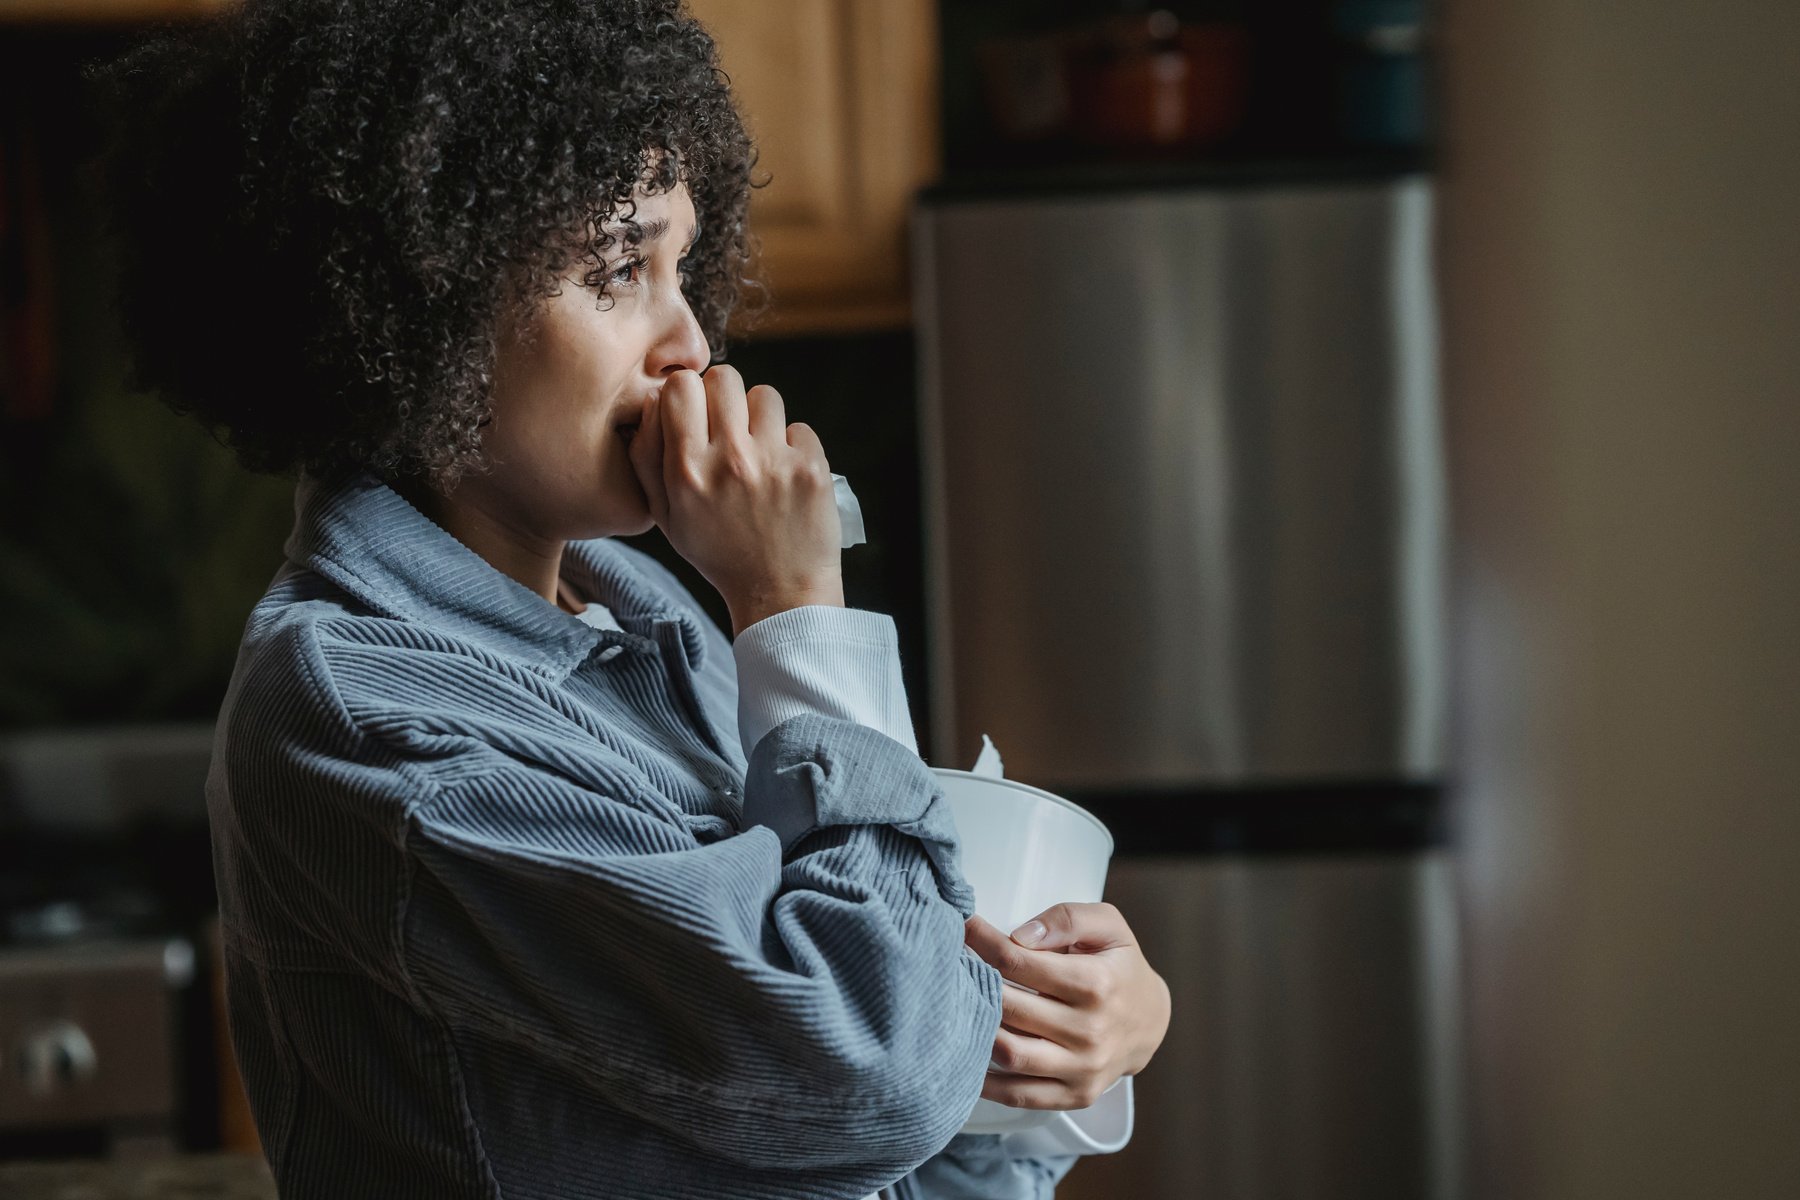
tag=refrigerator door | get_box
[913,176,1444,789]
[1054,851,1461,1200]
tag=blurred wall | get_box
[1438,1,1800,1198]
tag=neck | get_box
[389,476,568,611]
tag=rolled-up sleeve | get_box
[399,710,1003,1185]
[739,711,973,913]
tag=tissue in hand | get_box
[831,473,865,549]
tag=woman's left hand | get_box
[962,902,1172,1110]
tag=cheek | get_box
[480,392,611,494]
[530,363,615,449]
[558,313,639,418]
[500,304,642,471]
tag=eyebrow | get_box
[608,216,700,251]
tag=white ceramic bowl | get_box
[933,768,1115,1135]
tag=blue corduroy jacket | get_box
[205,469,1077,1198]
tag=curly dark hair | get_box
[81,0,763,492]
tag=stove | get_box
[0,929,195,1157]
[0,724,221,1161]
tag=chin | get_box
[591,483,655,539]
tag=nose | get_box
[647,288,712,379]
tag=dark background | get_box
[0,24,941,757]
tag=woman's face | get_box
[472,180,709,541]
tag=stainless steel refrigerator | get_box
[912,168,1459,1199]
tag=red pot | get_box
[1067,20,1250,150]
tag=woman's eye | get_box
[610,255,650,287]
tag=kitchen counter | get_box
[0,1153,275,1199]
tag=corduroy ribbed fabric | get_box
[203,468,1059,1199]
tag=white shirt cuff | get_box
[731,605,919,760]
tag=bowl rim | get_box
[929,767,1116,855]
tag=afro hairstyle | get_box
[81,0,765,492]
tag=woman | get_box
[84,2,1171,1197]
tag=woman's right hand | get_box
[627,364,845,637]
[962,903,1171,1111]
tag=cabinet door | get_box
[684,0,938,336]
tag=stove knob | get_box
[16,1019,98,1095]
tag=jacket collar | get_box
[284,469,708,679]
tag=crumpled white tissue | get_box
[831,473,866,549]
[971,733,1004,778]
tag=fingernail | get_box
[1012,920,1046,946]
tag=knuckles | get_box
[994,944,1031,978]
[703,362,742,389]
[985,1074,1105,1111]
[1066,1012,1101,1052]
[719,441,759,483]
[986,1080,1026,1107]
[663,368,705,401]
[793,460,830,491]
[1061,962,1108,1010]
[1085,966,1117,1007]
[785,420,818,451]
[988,1079,1040,1109]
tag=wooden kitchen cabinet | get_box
[685,0,940,337]
[0,0,233,21]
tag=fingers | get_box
[784,419,824,460]
[784,422,833,505]
[703,363,750,446]
[981,1066,1118,1113]
[660,369,708,485]
[966,905,1161,1114]
[986,1022,1083,1084]
[964,913,1105,1004]
[639,362,841,622]
[746,383,786,445]
[665,367,812,477]
[997,974,1101,1052]
[630,389,668,526]
[1012,901,1134,954]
